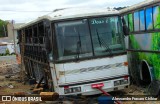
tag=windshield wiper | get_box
[76,31,81,60]
[96,29,113,56]
[96,29,102,47]
[76,40,81,59]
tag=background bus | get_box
[120,0,160,86]
[18,7,129,95]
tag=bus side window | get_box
[139,10,145,31]
[145,7,153,30]
[153,6,160,29]
[134,11,140,32]
[128,13,134,32]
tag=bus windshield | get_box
[55,16,125,61]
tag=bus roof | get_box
[18,7,119,29]
[120,0,160,14]
[48,7,119,21]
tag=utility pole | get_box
[12,20,16,54]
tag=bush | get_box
[0,53,4,56]
[5,48,10,55]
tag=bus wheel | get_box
[140,61,151,86]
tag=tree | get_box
[0,19,8,37]
[114,6,129,10]
[5,48,10,55]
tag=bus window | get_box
[55,20,93,60]
[153,6,160,29]
[128,13,133,32]
[89,16,125,56]
[145,7,153,30]
[134,11,140,31]
[139,10,145,31]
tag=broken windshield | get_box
[55,20,93,60]
[89,16,125,56]
[55,16,125,61]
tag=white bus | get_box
[18,7,129,95]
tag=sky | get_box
[0,0,145,23]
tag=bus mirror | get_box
[123,25,129,36]
[122,17,129,36]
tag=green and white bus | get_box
[121,0,160,86]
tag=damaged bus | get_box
[18,7,129,95]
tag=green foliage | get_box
[0,19,8,37]
[5,48,10,55]
[0,53,4,56]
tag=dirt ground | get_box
[0,56,160,104]
[0,75,31,95]
[0,75,159,104]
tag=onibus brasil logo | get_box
[2,96,42,102]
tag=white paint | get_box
[63,55,127,83]
[52,54,129,95]
[19,7,119,29]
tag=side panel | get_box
[63,55,128,84]
[126,5,160,82]
[19,20,53,87]
[53,55,128,85]
[129,32,160,80]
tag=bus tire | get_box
[140,61,152,86]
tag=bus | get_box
[18,7,129,95]
[120,0,160,86]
